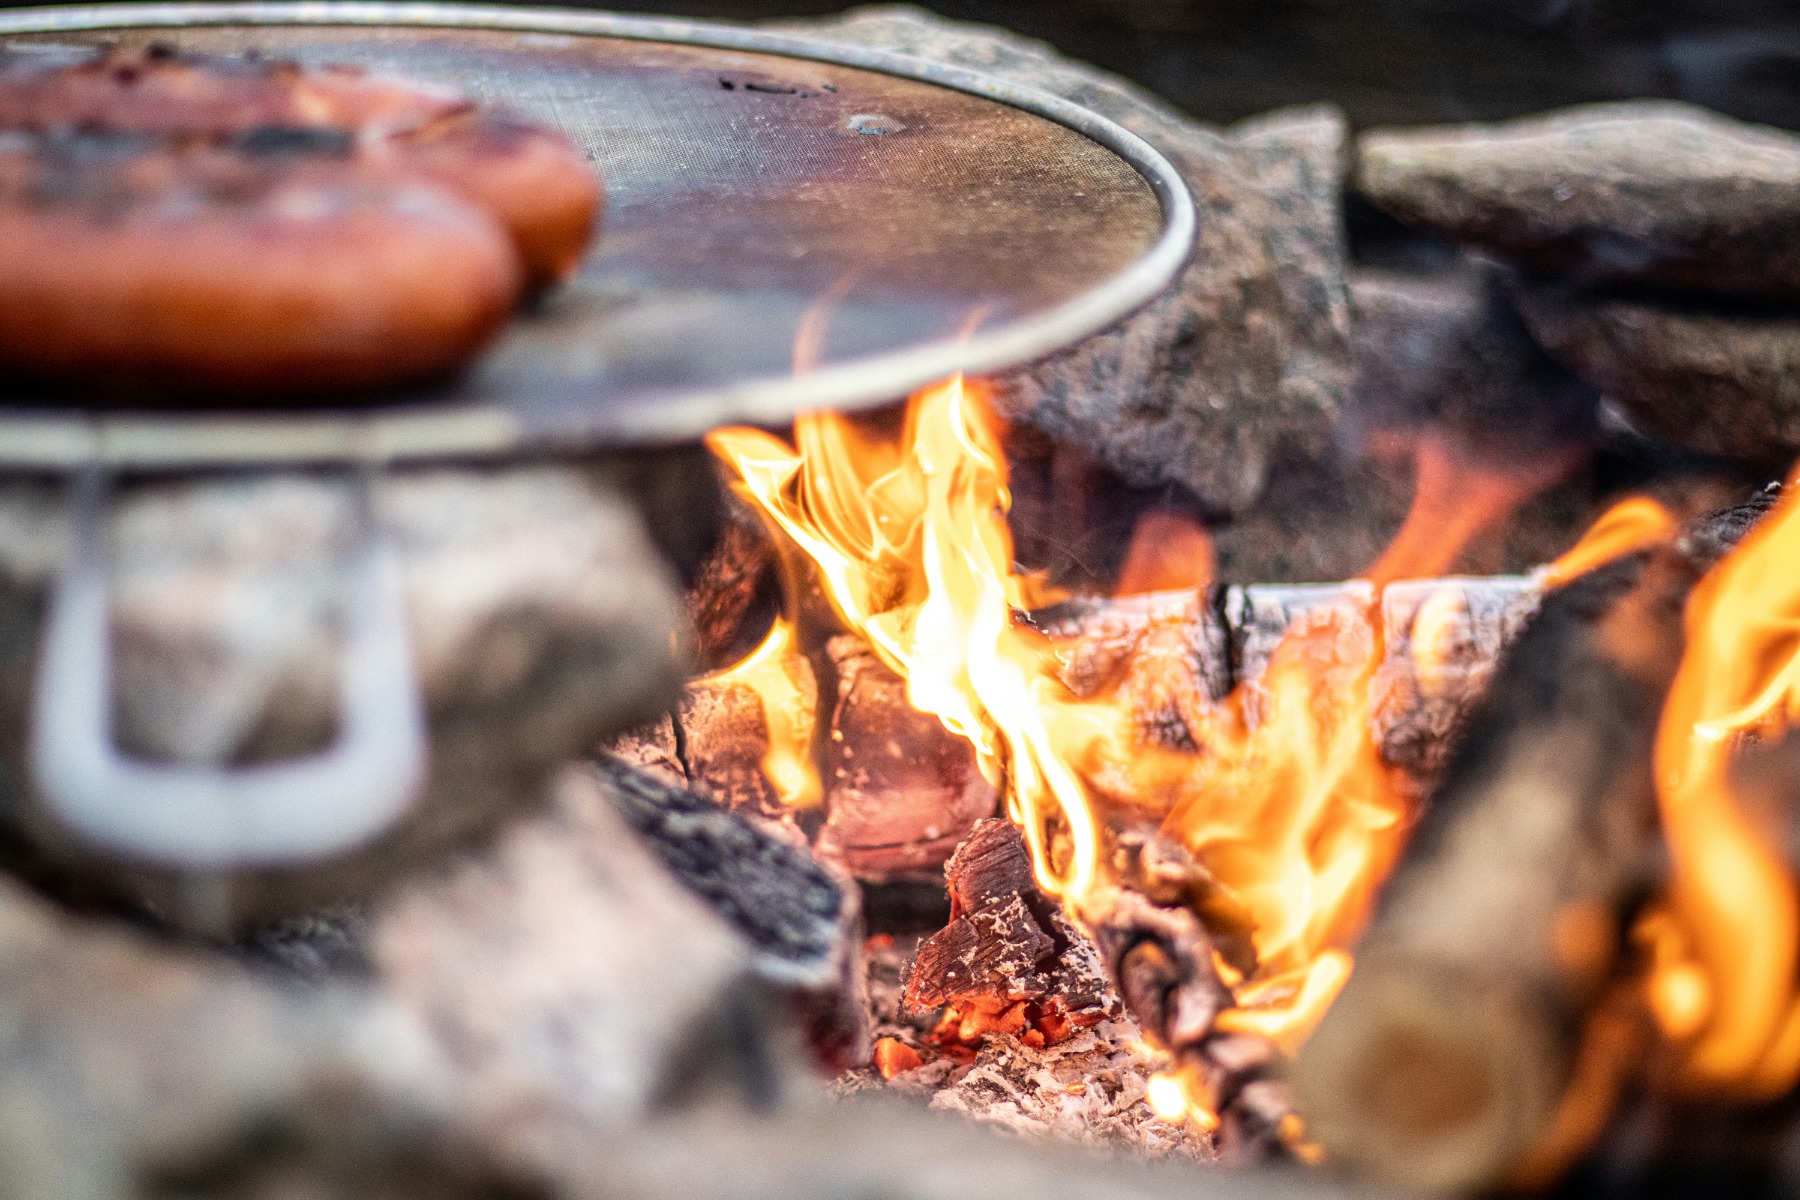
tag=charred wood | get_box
[816,638,997,883]
[1037,576,1539,784]
[685,488,779,673]
[904,818,1110,1045]
[593,757,870,1071]
[678,651,817,821]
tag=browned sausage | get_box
[0,134,522,398]
[0,46,601,287]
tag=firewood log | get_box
[1036,576,1538,786]
[593,757,870,1071]
[1291,492,1775,1194]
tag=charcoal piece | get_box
[774,8,1352,517]
[904,819,1109,1019]
[592,756,870,1070]
[0,466,685,932]
[1293,526,1743,1192]
[817,637,997,883]
[1370,576,1541,779]
[1515,284,1800,462]
[1349,261,1599,449]
[1355,102,1800,301]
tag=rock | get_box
[369,765,771,1142]
[769,7,1353,517]
[0,874,512,1200]
[1356,101,1800,301]
[1515,283,1800,462]
[1348,262,1598,448]
[0,465,685,931]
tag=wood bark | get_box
[1292,493,1774,1193]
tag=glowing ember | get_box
[1648,478,1800,1098]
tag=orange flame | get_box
[1540,497,1678,591]
[1115,510,1215,597]
[1649,481,1800,1097]
[706,383,1556,1129]
[700,615,821,809]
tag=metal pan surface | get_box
[0,3,1193,467]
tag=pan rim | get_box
[0,2,1196,469]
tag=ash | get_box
[833,935,1211,1159]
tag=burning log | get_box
[1292,495,1774,1193]
[1082,838,1301,1163]
[816,637,998,883]
[1038,576,1539,784]
[685,487,778,672]
[678,648,818,820]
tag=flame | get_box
[1540,497,1678,591]
[1648,481,1800,1097]
[1115,510,1215,597]
[706,383,1551,1130]
[700,615,821,809]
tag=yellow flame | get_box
[706,382,1610,1110]
[701,616,820,808]
[1651,481,1800,1097]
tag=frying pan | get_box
[0,3,1194,884]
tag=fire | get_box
[1539,496,1677,590]
[700,615,820,808]
[706,379,1550,1130]
[1647,480,1800,1098]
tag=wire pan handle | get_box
[29,470,428,869]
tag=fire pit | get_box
[3,4,1800,1200]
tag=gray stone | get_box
[0,465,685,930]
[770,7,1353,516]
[1357,101,1800,301]
[369,765,768,1143]
[1348,262,1598,447]
[1515,284,1800,461]
[0,875,504,1200]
